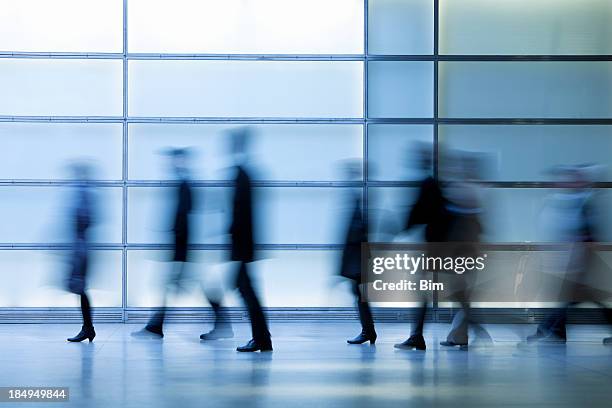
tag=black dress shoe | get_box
[67,325,96,342]
[394,334,426,350]
[236,339,273,352]
[440,340,468,349]
[347,331,377,345]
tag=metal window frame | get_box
[1,0,612,320]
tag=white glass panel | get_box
[440,0,612,55]
[127,187,231,245]
[368,0,433,55]
[128,0,363,54]
[127,249,353,307]
[0,250,122,307]
[368,125,433,181]
[439,62,612,118]
[0,0,122,53]
[368,61,433,118]
[0,59,123,116]
[0,123,122,180]
[128,187,354,245]
[128,124,363,181]
[440,125,612,182]
[128,60,363,118]
[0,187,122,243]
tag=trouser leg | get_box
[236,262,270,344]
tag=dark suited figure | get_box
[440,154,491,348]
[525,166,612,345]
[395,145,449,351]
[341,161,376,345]
[132,148,233,338]
[230,129,272,352]
[67,164,96,342]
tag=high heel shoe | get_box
[67,325,96,342]
[347,331,377,345]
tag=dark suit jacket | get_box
[230,166,255,263]
[405,176,449,243]
[172,179,193,261]
[340,194,366,281]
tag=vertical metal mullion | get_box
[121,0,128,323]
[432,0,440,318]
[363,0,369,232]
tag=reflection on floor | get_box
[0,322,611,407]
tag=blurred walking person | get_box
[439,153,491,349]
[524,165,612,345]
[340,160,376,345]
[229,128,272,352]
[66,163,97,342]
[395,143,449,351]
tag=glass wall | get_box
[0,0,610,316]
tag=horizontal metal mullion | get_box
[437,118,612,125]
[4,53,610,62]
[0,116,123,123]
[127,53,365,61]
[0,180,361,187]
[0,244,343,251]
[367,55,612,62]
[5,117,610,126]
[0,180,123,187]
[6,243,612,251]
[0,52,123,59]
[128,117,364,124]
[366,118,434,124]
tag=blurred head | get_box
[70,161,92,182]
[163,147,191,176]
[228,127,252,163]
[409,141,433,173]
[341,159,362,181]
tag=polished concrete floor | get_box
[0,322,611,407]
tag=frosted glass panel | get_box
[440,0,612,55]
[368,187,420,242]
[481,189,612,243]
[127,250,352,307]
[127,187,231,245]
[0,0,123,53]
[440,125,612,181]
[368,125,433,181]
[368,61,433,118]
[128,0,363,54]
[0,59,123,116]
[0,123,122,180]
[128,187,354,245]
[128,60,363,118]
[0,250,122,307]
[129,124,363,181]
[0,187,122,243]
[439,62,612,118]
[368,0,433,55]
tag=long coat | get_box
[340,194,366,282]
[67,185,93,295]
[230,166,255,263]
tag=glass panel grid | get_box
[0,0,610,312]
